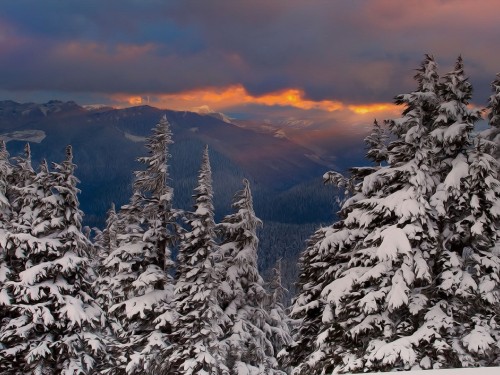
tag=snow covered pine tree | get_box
[482,72,500,167]
[97,116,176,374]
[218,179,288,375]
[164,145,229,375]
[0,140,14,374]
[284,55,500,373]
[0,145,106,374]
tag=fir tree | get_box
[266,259,293,366]
[99,190,173,374]
[0,141,13,373]
[483,73,500,164]
[166,145,229,374]
[98,116,177,374]
[93,203,120,272]
[365,119,388,166]
[286,56,500,373]
[219,179,286,375]
[0,146,106,374]
[134,114,176,274]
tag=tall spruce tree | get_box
[98,116,176,374]
[365,119,388,166]
[428,58,500,367]
[166,145,229,374]
[285,56,500,373]
[0,146,106,374]
[0,141,13,373]
[93,203,120,273]
[219,179,286,375]
[266,259,293,365]
[134,114,176,274]
[483,73,500,164]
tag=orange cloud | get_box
[347,103,399,114]
[107,85,405,131]
[110,85,350,113]
[127,96,143,105]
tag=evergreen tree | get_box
[166,145,229,374]
[93,203,120,272]
[134,114,176,274]
[0,141,13,373]
[266,259,293,365]
[98,190,173,374]
[285,56,500,373]
[219,179,286,375]
[365,119,388,166]
[0,146,106,374]
[98,116,177,374]
[0,141,12,222]
[483,73,500,163]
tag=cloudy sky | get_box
[1,0,499,126]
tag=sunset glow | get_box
[1,0,498,127]
[347,103,399,115]
[110,85,399,118]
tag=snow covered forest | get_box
[1,55,500,374]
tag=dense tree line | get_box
[0,116,291,374]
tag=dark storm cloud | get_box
[1,0,499,104]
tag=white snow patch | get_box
[382,367,499,375]
[0,130,46,143]
[124,132,147,143]
[376,225,412,262]
[274,129,287,138]
[83,104,114,111]
[190,105,233,123]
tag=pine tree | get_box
[98,190,172,374]
[365,119,388,166]
[98,116,177,374]
[267,259,293,366]
[0,141,12,222]
[219,179,286,375]
[286,56,500,373]
[0,146,106,374]
[282,56,441,370]
[93,203,120,272]
[0,141,13,374]
[134,114,176,274]
[166,145,229,374]
[483,73,500,164]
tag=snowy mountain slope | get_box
[190,105,233,123]
[0,129,46,143]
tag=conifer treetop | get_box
[487,73,500,128]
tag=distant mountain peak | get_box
[83,104,115,112]
[190,105,233,124]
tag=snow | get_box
[190,105,233,123]
[462,326,496,354]
[0,129,46,143]
[376,225,412,262]
[59,296,89,327]
[109,289,169,319]
[443,154,469,190]
[83,104,114,111]
[124,131,147,143]
[383,367,500,375]
[321,268,365,313]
